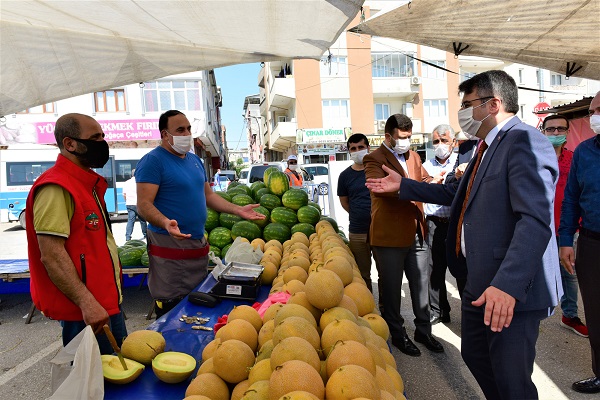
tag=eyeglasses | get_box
[460,97,494,109]
[543,127,568,133]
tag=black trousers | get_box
[576,230,600,378]
[461,303,548,400]
[427,218,451,317]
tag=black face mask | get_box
[67,137,110,168]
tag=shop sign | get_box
[296,127,351,144]
[367,133,424,147]
[33,119,161,144]
[297,142,347,155]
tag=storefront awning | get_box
[0,0,364,116]
[350,0,600,80]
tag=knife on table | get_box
[103,324,128,370]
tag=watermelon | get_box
[215,191,232,202]
[140,250,149,266]
[297,205,321,225]
[270,207,298,228]
[117,246,126,256]
[281,188,309,210]
[124,239,146,248]
[219,213,243,229]
[227,187,248,197]
[255,187,271,201]
[231,194,255,207]
[267,171,290,196]
[221,243,233,259]
[291,223,316,237]
[263,222,291,243]
[205,208,220,232]
[250,181,266,195]
[252,206,271,229]
[338,231,349,244]
[320,216,339,233]
[237,184,253,196]
[263,166,280,185]
[259,193,282,211]
[231,220,262,242]
[208,227,233,249]
[120,247,145,267]
[307,201,321,211]
[208,246,221,265]
[228,181,241,190]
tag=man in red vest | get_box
[284,154,303,187]
[26,113,126,354]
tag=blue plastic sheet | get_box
[104,275,270,399]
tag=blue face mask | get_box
[547,135,567,147]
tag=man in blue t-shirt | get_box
[136,110,264,318]
[337,133,377,293]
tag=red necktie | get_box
[455,141,489,256]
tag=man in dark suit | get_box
[363,114,444,357]
[366,70,561,399]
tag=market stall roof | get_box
[0,0,364,116]
[350,0,600,80]
[534,96,593,119]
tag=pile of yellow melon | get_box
[185,221,406,400]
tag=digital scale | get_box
[209,262,264,301]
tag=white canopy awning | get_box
[350,0,600,80]
[0,0,364,116]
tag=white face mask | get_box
[392,138,411,154]
[350,149,368,164]
[168,133,193,154]
[463,132,478,140]
[288,164,299,171]
[458,99,492,137]
[590,114,600,135]
[434,143,452,159]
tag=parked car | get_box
[238,167,250,186]
[211,176,231,192]
[219,170,238,182]
[302,163,329,194]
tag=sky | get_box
[214,63,262,151]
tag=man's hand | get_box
[80,297,110,334]
[431,170,447,184]
[164,219,191,239]
[559,246,575,274]
[472,286,516,332]
[237,204,266,220]
[365,164,402,193]
[455,163,468,179]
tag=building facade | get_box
[255,3,600,164]
[1,71,225,176]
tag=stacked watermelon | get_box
[206,167,332,258]
[118,239,148,267]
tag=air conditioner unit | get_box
[411,76,422,85]
[377,120,386,132]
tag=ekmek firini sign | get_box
[34,119,161,144]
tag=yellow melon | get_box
[248,358,272,385]
[272,316,321,353]
[261,252,282,267]
[269,360,325,400]
[263,303,285,322]
[270,336,321,373]
[361,326,389,351]
[283,279,306,295]
[325,365,381,400]
[197,357,215,375]
[273,303,317,328]
[120,330,166,365]
[256,339,274,362]
[386,364,404,393]
[229,305,263,333]
[320,319,365,354]
[213,339,255,383]
[304,268,344,310]
[277,391,320,400]
[287,291,322,322]
[287,256,311,272]
[242,379,270,400]
[261,261,278,285]
[381,348,397,369]
[152,351,197,383]
[231,379,251,400]
[264,239,283,253]
[319,307,357,332]
[361,313,390,341]
[291,232,310,247]
[337,294,359,318]
[343,282,376,316]
[258,318,275,349]
[201,338,221,362]
[325,340,376,377]
[375,365,396,395]
[366,342,388,370]
[283,265,309,284]
[251,238,266,252]
[323,256,354,286]
[185,373,229,400]
[215,318,258,352]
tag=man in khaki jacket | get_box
[364,113,443,357]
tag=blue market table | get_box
[104,274,270,399]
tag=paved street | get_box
[0,220,595,399]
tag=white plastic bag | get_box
[48,326,104,400]
[209,250,227,279]
[224,237,263,265]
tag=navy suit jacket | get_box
[400,117,562,311]
[445,139,478,184]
